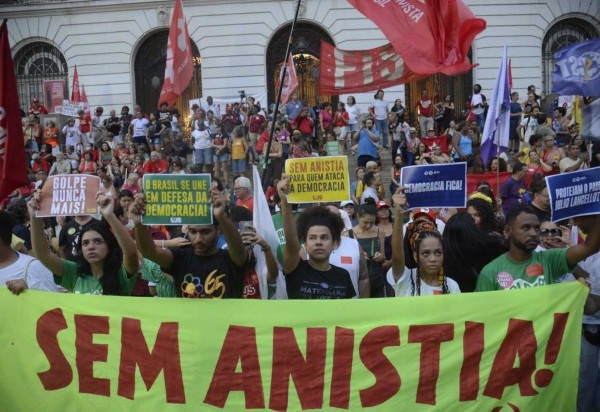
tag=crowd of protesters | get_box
[2,86,600,411]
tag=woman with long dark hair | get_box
[442,212,507,292]
[387,188,460,296]
[28,193,139,295]
[350,199,387,297]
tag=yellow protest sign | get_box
[0,283,586,411]
[284,156,350,203]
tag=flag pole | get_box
[261,0,303,186]
[495,110,502,196]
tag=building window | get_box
[542,17,599,94]
[14,41,68,111]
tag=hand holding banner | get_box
[401,163,467,208]
[546,167,600,222]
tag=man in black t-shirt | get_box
[131,187,251,298]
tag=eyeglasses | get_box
[540,228,562,237]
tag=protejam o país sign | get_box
[0,283,585,411]
[142,174,212,225]
[401,163,467,209]
[36,174,100,217]
[284,156,350,203]
[547,167,600,222]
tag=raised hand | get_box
[392,186,409,212]
[128,193,146,225]
[96,193,114,217]
[277,174,290,201]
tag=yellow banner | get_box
[284,156,350,203]
[0,283,586,411]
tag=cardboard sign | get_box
[36,175,100,217]
[401,163,467,208]
[284,156,350,203]
[547,167,600,222]
[60,100,84,117]
[142,174,212,225]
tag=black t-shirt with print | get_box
[285,260,356,300]
[169,247,248,299]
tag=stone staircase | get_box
[346,149,395,202]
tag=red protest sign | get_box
[36,175,100,217]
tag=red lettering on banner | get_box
[204,326,264,408]
[408,324,454,405]
[75,314,110,397]
[534,313,569,388]
[484,319,538,399]
[117,318,185,403]
[37,308,73,390]
[329,327,355,409]
[460,321,485,401]
[359,326,401,407]
[269,327,327,411]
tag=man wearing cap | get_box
[340,201,358,227]
[233,177,254,214]
[28,98,48,116]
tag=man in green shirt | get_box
[476,206,600,291]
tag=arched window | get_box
[542,17,599,94]
[134,30,202,121]
[14,41,68,112]
[266,22,336,107]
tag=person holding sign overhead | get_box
[130,185,251,299]
[27,192,139,295]
[277,175,356,299]
[386,187,461,296]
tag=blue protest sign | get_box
[552,38,600,97]
[400,163,467,209]
[547,167,600,222]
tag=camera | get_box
[238,90,246,99]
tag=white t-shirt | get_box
[131,118,149,137]
[370,100,389,120]
[62,125,81,147]
[386,266,461,297]
[559,156,585,173]
[330,237,362,298]
[360,187,379,204]
[520,116,539,145]
[471,93,484,115]
[0,253,58,292]
[192,129,211,150]
[346,104,362,125]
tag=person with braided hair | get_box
[386,187,460,296]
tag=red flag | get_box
[158,0,193,108]
[320,41,425,94]
[0,20,29,201]
[421,136,447,154]
[466,172,511,195]
[279,53,299,103]
[81,84,91,120]
[347,0,486,76]
[71,65,80,102]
